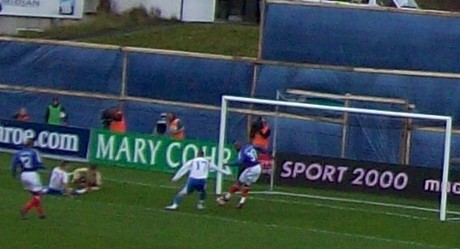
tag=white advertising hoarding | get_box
[110,0,215,22]
[0,0,84,19]
[110,0,181,19]
[182,0,215,22]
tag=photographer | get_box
[250,116,271,153]
[250,116,273,176]
[154,113,168,135]
[101,106,126,133]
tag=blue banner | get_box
[0,41,123,94]
[0,119,90,160]
[261,3,460,73]
[126,52,253,106]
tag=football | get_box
[216,196,226,206]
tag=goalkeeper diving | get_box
[165,150,232,210]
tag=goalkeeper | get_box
[71,164,102,193]
[217,141,262,208]
[165,150,231,211]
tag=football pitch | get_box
[1,153,459,249]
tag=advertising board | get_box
[89,129,237,174]
[277,153,460,201]
[0,0,84,19]
[0,119,90,160]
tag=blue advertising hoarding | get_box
[0,119,90,160]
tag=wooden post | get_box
[341,94,351,158]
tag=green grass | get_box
[1,152,460,249]
[16,11,260,57]
[13,1,460,58]
[80,23,259,57]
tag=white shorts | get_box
[238,165,262,185]
[21,172,42,193]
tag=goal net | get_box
[215,95,456,221]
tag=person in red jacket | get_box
[167,112,185,140]
[109,108,126,133]
[249,116,273,175]
[250,116,271,152]
[101,105,126,133]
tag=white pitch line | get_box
[61,196,457,249]
[1,174,457,249]
[0,167,453,220]
[104,177,435,221]
[176,213,455,249]
[255,197,434,221]
[252,190,459,214]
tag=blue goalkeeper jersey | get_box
[11,148,44,177]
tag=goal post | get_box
[216,95,453,221]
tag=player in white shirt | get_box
[165,150,231,210]
[44,161,71,196]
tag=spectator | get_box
[12,107,31,122]
[45,96,67,125]
[250,116,271,152]
[101,105,126,133]
[101,106,116,129]
[154,113,168,136]
[72,164,102,192]
[167,112,185,140]
[109,106,126,133]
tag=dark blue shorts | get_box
[185,178,206,194]
[46,188,65,196]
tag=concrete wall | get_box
[0,16,54,35]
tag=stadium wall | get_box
[0,40,123,94]
[1,35,460,168]
[254,64,460,120]
[125,49,253,106]
[261,1,460,73]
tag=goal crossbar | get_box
[216,95,453,221]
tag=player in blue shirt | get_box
[217,141,262,208]
[11,139,46,219]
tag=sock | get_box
[32,195,45,216]
[23,197,37,213]
[239,197,246,204]
[199,190,206,202]
[34,196,45,216]
[229,184,240,194]
[173,194,184,206]
[241,186,249,197]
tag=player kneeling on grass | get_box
[43,161,74,196]
[11,139,47,219]
[165,150,231,211]
[217,141,261,208]
[72,164,102,194]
